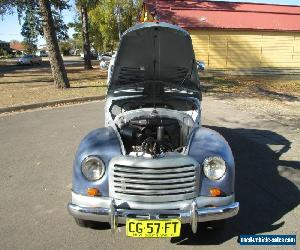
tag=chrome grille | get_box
[109,156,200,202]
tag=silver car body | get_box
[18,55,42,65]
[68,22,239,233]
[107,53,116,84]
[98,53,113,69]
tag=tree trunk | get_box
[38,0,70,88]
[81,5,93,70]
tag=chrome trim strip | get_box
[68,204,110,223]
[190,200,197,233]
[67,201,239,234]
[110,199,117,232]
[71,192,235,210]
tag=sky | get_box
[0,0,300,45]
[0,1,77,45]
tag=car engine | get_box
[119,115,184,155]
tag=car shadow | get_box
[89,222,125,231]
[88,222,112,230]
[171,126,300,245]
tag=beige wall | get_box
[189,30,300,69]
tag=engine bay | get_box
[109,93,200,157]
[120,116,181,154]
[116,110,195,156]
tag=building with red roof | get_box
[10,41,26,54]
[141,0,300,73]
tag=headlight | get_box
[81,156,105,181]
[203,156,226,180]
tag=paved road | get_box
[0,98,299,250]
[0,57,99,74]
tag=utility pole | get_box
[115,5,121,41]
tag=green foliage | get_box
[1,0,70,42]
[119,0,142,32]
[0,48,14,58]
[59,40,73,55]
[51,8,69,41]
[68,17,83,50]
[89,0,117,52]
[21,1,39,51]
[22,41,37,53]
[0,48,7,56]
[88,0,142,52]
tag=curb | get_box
[0,95,105,114]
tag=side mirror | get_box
[196,60,205,71]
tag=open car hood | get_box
[109,22,200,90]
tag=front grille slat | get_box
[113,171,195,179]
[114,165,195,174]
[114,187,195,195]
[113,176,195,184]
[114,182,195,190]
[109,156,200,202]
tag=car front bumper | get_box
[67,192,239,233]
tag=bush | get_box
[59,41,72,56]
[0,48,8,56]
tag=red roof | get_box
[10,41,25,51]
[143,0,300,31]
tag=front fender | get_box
[72,127,122,196]
[188,127,235,196]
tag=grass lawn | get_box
[202,75,300,101]
[0,63,108,108]
[1,61,300,109]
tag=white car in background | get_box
[107,53,116,84]
[36,50,48,57]
[98,53,112,69]
[99,52,116,82]
[17,55,42,65]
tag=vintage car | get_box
[68,22,239,237]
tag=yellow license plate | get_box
[126,219,181,238]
